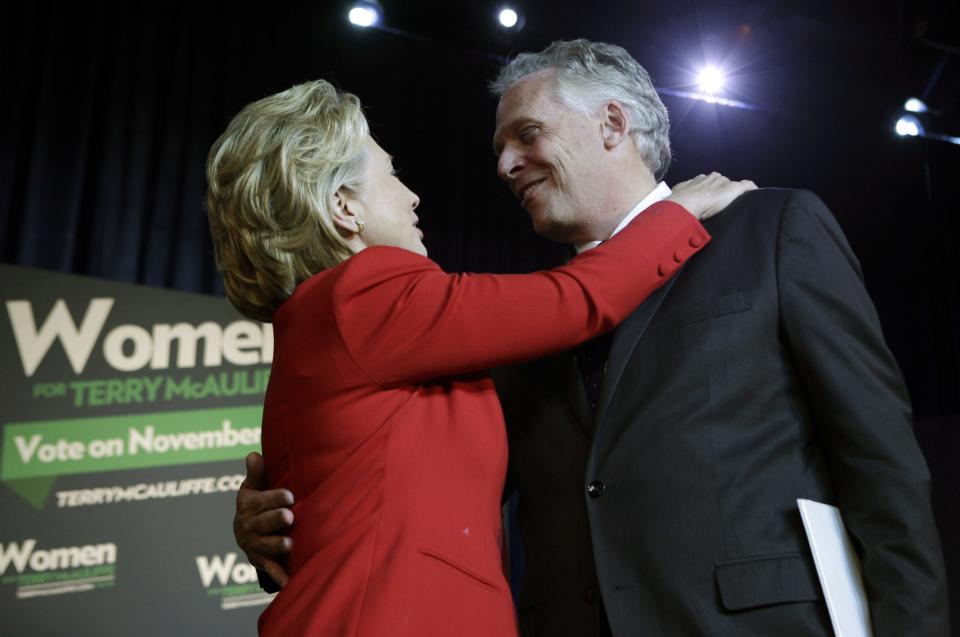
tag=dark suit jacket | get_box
[494,189,949,637]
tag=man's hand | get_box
[668,172,757,221]
[234,451,294,589]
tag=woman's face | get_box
[347,137,426,256]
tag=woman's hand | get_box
[667,172,757,221]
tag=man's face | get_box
[493,70,609,243]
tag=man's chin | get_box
[529,213,575,244]
[528,211,552,236]
[526,204,554,230]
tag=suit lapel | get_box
[594,267,684,429]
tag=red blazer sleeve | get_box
[331,200,709,385]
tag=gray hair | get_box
[491,39,671,180]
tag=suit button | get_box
[586,481,606,498]
[584,585,598,605]
[657,263,667,277]
[690,235,704,248]
[673,249,684,263]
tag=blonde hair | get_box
[206,80,369,322]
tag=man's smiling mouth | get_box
[519,178,547,205]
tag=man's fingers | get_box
[237,486,294,515]
[249,534,293,559]
[241,534,291,568]
[242,451,267,489]
[262,560,290,589]
[249,508,295,535]
[242,538,290,566]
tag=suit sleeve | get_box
[331,200,709,386]
[776,190,949,636]
[257,569,280,594]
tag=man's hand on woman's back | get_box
[234,451,294,589]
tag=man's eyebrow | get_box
[492,117,535,156]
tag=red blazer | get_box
[258,201,709,637]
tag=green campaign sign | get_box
[2,406,262,480]
[0,265,274,636]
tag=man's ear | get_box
[600,100,631,150]
[332,188,362,236]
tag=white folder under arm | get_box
[797,498,874,637]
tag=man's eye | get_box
[519,126,538,141]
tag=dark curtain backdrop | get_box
[2,0,958,620]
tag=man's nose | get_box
[497,148,524,182]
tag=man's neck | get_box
[575,181,670,253]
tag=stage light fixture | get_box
[348,1,382,28]
[892,113,959,145]
[895,115,924,137]
[496,6,524,30]
[903,98,928,113]
[499,8,519,28]
[696,66,726,94]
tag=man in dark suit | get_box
[235,39,949,635]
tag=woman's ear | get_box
[332,187,363,236]
[600,100,631,150]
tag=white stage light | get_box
[348,2,382,28]
[499,8,519,27]
[895,115,923,137]
[904,98,928,113]
[348,7,376,27]
[696,66,726,94]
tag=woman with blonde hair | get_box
[206,79,750,636]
